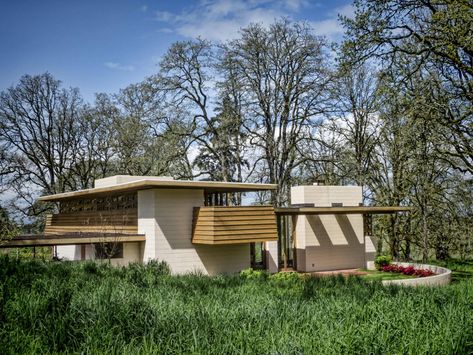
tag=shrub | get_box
[402,266,416,275]
[239,268,266,280]
[382,264,435,277]
[375,255,392,269]
[269,271,301,282]
[382,264,400,273]
[82,261,99,274]
[146,259,171,276]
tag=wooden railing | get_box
[192,206,278,245]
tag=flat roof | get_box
[274,206,413,215]
[0,233,146,248]
[38,179,277,202]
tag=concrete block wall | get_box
[291,185,366,272]
[265,241,278,273]
[94,175,173,188]
[138,189,250,275]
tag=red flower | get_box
[381,264,434,277]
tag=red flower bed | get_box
[382,264,435,278]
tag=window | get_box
[95,243,124,259]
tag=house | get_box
[3,175,411,275]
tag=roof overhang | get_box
[38,179,277,202]
[274,206,413,215]
[0,233,146,248]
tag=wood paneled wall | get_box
[45,208,138,235]
[192,206,278,245]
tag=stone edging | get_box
[381,262,451,287]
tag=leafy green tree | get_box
[0,205,19,244]
[342,0,473,173]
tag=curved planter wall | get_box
[382,262,451,287]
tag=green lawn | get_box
[430,259,473,282]
[0,256,472,354]
[358,269,416,281]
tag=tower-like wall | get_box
[138,189,250,275]
[291,185,367,272]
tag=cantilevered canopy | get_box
[0,233,145,248]
[38,179,277,202]
[274,206,413,215]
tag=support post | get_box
[291,215,298,271]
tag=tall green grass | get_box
[0,256,472,354]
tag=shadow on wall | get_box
[307,214,361,247]
[194,244,250,275]
[155,199,251,275]
[300,214,365,272]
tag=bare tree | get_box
[331,63,380,189]
[225,20,332,205]
[69,93,118,189]
[113,78,194,178]
[158,39,246,183]
[0,73,85,215]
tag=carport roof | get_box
[274,206,413,215]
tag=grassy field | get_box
[0,257,472,354]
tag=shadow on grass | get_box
[430,259,473,283]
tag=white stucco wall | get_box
[138,189,250,275]
[96,242,142,267]
[292,185,366,272]
[94,175,173,188]
[56,245,82,260]
[57,242,141,266]
[365,235,377,270]
[265,241,279,273]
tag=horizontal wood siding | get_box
[45,208,138,235]
[192,206,278,245]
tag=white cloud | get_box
[283,0,309,12]
[153,0,353,42]
[104,62,135,72]
[141,5,148,12]
[310,18,341,36]
[310,4,354,38]
[156,28,174,34]
[154,0,305,41]
[155,11,175,22]
[333,4,355,18]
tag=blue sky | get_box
[0,0,353,102]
